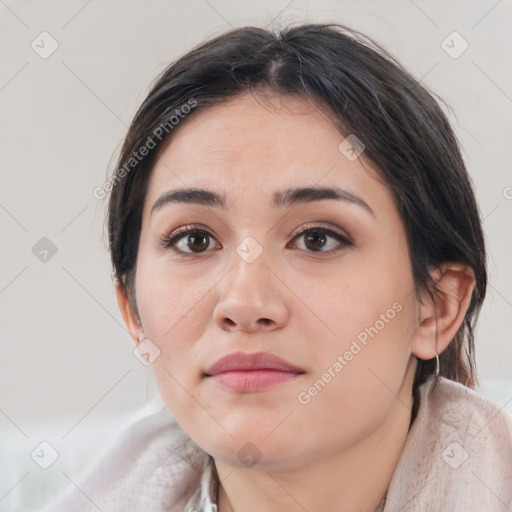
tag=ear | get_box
[411,262,476,360]
[115,280,145,346]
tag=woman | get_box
[40,23,512,512]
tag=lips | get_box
[204,352,305,392]
[204,351,305,376]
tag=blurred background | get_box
[1,0,511,510]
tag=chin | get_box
[198,427,306,470]
[209,441,304,471]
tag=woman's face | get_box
[128,92,422,468]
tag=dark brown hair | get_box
[105,23,487,409]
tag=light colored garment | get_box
[38,376,512,512]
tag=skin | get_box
[117,91,475,512]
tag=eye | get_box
[289,224,353,253]
[157,224,220,255]
[157,222,353,257]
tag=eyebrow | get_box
[150,186,374,217]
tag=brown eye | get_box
[185,231,210,252]
[158,226,220,255]
[303,230,328,251]
[290,226,353,254]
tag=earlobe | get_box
[411,263,476,360]
[115,280,145,346]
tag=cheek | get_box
[135,261,214,364]
[136,266,216,420]
[303,248,417,407]
[294,295,417,448]
[310,256,413,345]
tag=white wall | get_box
[1,1,511,510]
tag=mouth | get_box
[206,369,304,392]
[204,351,305,392]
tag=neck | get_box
[215,360,417,512]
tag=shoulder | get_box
[38,408,209,512]
[427,377,512,443]
[385,377,512,512]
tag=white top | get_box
[39,376,512,512]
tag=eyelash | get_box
[156,223,354,257]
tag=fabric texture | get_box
[38,376,512,512]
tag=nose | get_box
[212,248,291,333]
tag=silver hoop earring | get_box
[435,352,440,378]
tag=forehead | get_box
[143,92,384,215]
